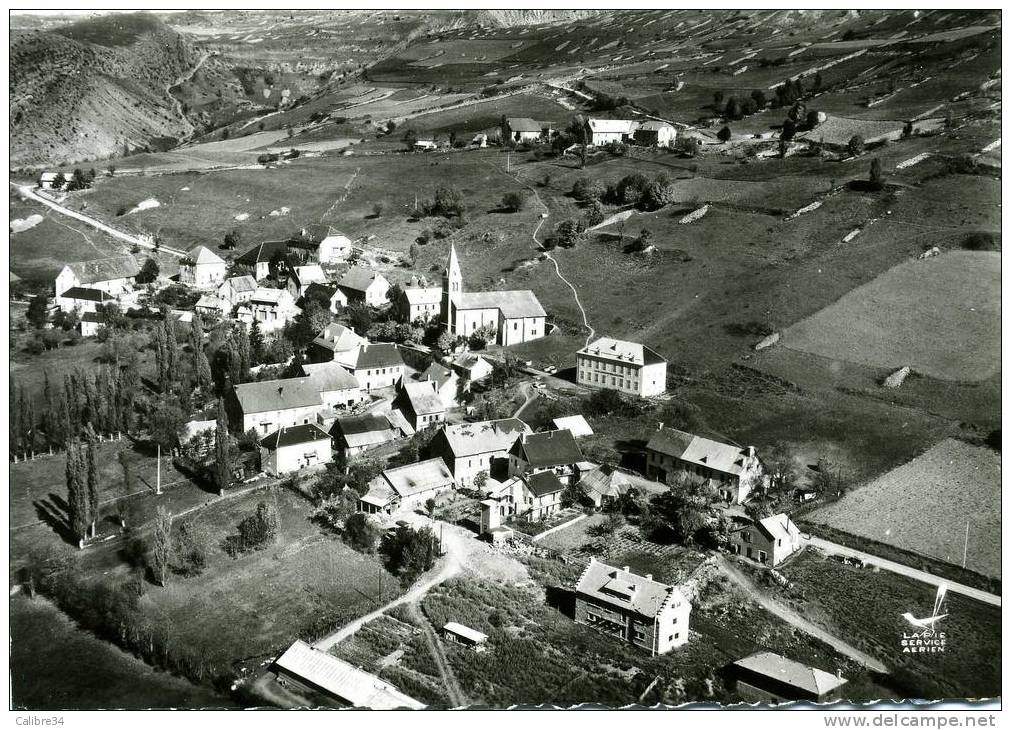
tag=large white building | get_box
[442,244,546,347]
[236,288,301,333]
[180,245,228,289]
[55,256,139,312]
[231,377,324,435]
[576,337,668,397]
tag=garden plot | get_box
[806,439,1000,578]
[782,251,999,382]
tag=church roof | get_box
[458,290,546,319]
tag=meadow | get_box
[806,439,1001,578]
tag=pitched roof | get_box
[506,117,544,133]
[236,240,288,266]
[339,266,387,293]
[438,418,531,457]
[260,423,331,450]
[587,118,639,134]
[296,223,347,244]
[443,622,488,644]
[578,336,666,367]
[353,343,403,371]
[756,513,798,543]
[80,311,104,324]
[636,121,675,132]
[221,275,258,294]
[400,380,444,416]
[291,264,327,287]
[580,464,634,501]
[249,287,294,305]
[458,290,546,318]
[524,470,565,497]
[550,415,594,438]
[195,294,228,311]
[313,323,367,352]
[273,640,425,710]
[450,353,492,375]
[575,558,686,619]
[301,361,360,392]
[303,282,340,305]
[511,429,583,469]
[65,256,140,284]
[61,286,113,302]
[646,428,756,477]
[186,245,226,265]
[731,652,847,697]
[334,413,397,449]
[421,362,455,388]
[375,457,454,499]
[233,377,322,414]
[404,286,442,306]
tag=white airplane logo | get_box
[902,584,948,632]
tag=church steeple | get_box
[442,243,463,333]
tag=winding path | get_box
[716,555,889,673]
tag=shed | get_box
[443,622,489,650]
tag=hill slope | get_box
[10,13,196,167]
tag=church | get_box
[442,244,547,346]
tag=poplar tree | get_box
[85,427,100,537]
[214,398,232,495]
[66,441,89,544]
[151,506,173,586]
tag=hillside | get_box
[10,13,196,167]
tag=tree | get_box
[902,120,914,138]
[107,165,116,177]
[751,89,767,109]
[717,126,732,143]
[631,229,655,252]
[118,449,135,495]
[135,258,159,285]
[52,172,67,191]
[235,501,279,552]
[372,203,384,218]
[501,191,527,212]
[435,330,456,355]
[572,177,606,202]
[869,157,884,190]
[285,299,332,349]
[553,218,585,248]
[646,474,721,545]
[171,520,209,577]
[468,324,496,350]
[147,396,186,451]
[847,135,865,157]
[344,512,380,552]
[641,180,676,211]
[151,506,173,586]
[65,440,89,545]
[346,302,372,335]
[380,525,439,585]
[214,399,232,494]
[222,229,241,250]
[27,293,49,329]
[725,96,742,120]
[84,427,99,537]
[713,90,725,110]
[425,497,437,517]
[805,110,822,130]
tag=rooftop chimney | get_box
[645,574,653,581]
[747,446,755,458]
[657,422,664,432]
[622,566,630,572]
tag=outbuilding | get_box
[259,423,333,476]
[442,622,489,651]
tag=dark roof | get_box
[645,427,694,458]
[65,256,139,284]
[511,429,583,469]
[421,362,455,388]
[354,343,403,370]
[506,117,545,133]
[335,413,393,437]
[303,282,339,304]
[236,240,289,266]
[339,266,387,294]
[80,311,104,323]
[731,652,847,698]
[61,286,113,302]
[524,470,565,497]
[260,423,331,450]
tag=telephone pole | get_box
[962,521,970,568]
[156,443,162,495]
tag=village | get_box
[8,8,1001,713]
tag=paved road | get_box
[806,536,1001,608]
[11,183,186,258]
[716,556,890,674]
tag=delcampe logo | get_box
[899,583,948,654]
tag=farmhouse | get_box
[429,417,532,485]
[38,172,67,191]
[179,245,227,289]
[359,457,455,513]
[55,256,139,306]
[401,285,442,323]
[508,429,584,486]
[291,224,353,264]
[272,640,424,710]
[414,139,438,151]
[338,266,391,307]
[645,426,763,504]
[217,275,258,307]
[514,470,566,521]
[236,240,290,281]
[78,311,104,338]
[195,294,229,317]
[236,288,301,333]
[300,361,364,409]
[574,558,691,654]
[332,413,399,457]
[287,264,328,300]
[301,282,345,314]
[308,322,368,367]
[419,362,460,408]
[584,118,639,146]
[634,121,677,148]
[727,652,847,703]
[504,117,553,143]
[579,464,637,508]
[344,343,405,391]
[576,336,668,398]
[394,380,446,431]
[442,244,546,346]
[449,352,495,384]
[259,423,333,476]
[442,622,488,650]
[729,513,802,567]
[230,376,323,435]
[56,286,115,314]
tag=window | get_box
[759,551,767,563]
[777,539,782,546]
[513,322,518,330]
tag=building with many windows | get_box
[574,558,691,654]
[576,337,668,398]
[645,426,764,504]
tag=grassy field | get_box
[777,550,1001,700]
[806,439,1001,578]
[782,251,1000,381]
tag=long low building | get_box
[230,377,323,436]
[273,640,425,709]
[359,457,455,514]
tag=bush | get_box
[962,231,999,251]
[717,126,732,143]
[224,501,279,556]
[501,191,527,212]
[344,512,380,552]
[847,135,865,157]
